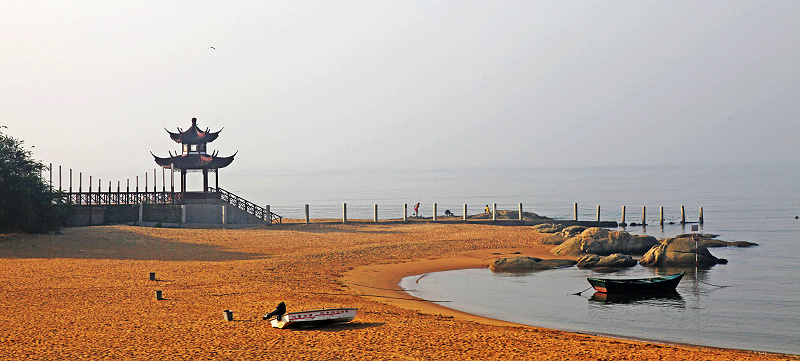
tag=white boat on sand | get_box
[270,308,358,329]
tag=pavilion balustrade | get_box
[60,191,183,205]
[214,187,281,223]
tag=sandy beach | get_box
[0,222,794,360]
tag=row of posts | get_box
[572,203,703,226]
[283,203,703,225]
[290,203,519,224]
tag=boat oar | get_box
[571,286,592,296]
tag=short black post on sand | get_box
[155,290,163,300]
[149,272,156,281]
[223,310,234,321]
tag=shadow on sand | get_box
[0,226,268,262]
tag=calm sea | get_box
[228,164,800,355]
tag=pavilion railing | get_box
[214,187,282,223]
[60,191,183,205]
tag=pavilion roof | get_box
[152,152,236,170]
[166,118,221,144]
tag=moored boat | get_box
[587,271,684,294]
[270,308,358,329]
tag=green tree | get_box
[0,127,71,233]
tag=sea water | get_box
[229,164,800,355]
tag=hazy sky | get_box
[3,1,799,182]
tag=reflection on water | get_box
[589,291,685,308]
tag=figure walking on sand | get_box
[485,205,491,214]
[414,203,420,217]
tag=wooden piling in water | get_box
[433,203,437,222]
[681,205,686,224]
[641,206,646,225]
[660,206,664,226]
[621,206,626,226]
[573,203,578,221]
[374,204,378,223]
[403,203,408,221]
[342,203,347,223]
[699,207,704,224]
[519,203,523,221]
[596,205,601,222]
[463,204,467,222]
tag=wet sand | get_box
[0,223,794,360]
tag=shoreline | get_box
[344,246,558,328]
[1,223,795,360]
[346,254,797,358]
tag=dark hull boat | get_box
[587,271,684,294]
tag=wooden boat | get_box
[587,271,684,294]
[270,308,358,329]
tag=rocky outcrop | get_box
[489,256,577,272]
[531,224,564,233]
[550,228,660,256]
[470,210,550,221]
[639,237,727,267]
[541,234,567,245]
[561,225,587,237]
[536,225,587,245]
[672,234,758,247]
[576,253,637,268]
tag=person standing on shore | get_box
[485,205,490,214]
[414,203,420,217]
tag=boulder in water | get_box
[576,253,637,268]
[639,237,726,267]
[672,233,758,248]
[490,256,577,272]
[551,228,660,256]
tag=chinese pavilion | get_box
[152,118,236,194]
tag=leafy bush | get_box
[0,127,71,233]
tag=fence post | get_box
[403,203,407,221]
[342,203,347,223]
[374,204,378,223]
[463,204,467,222]
[305,204,310,224]
[620,206,626,226]
[492,203,497,221]
[699,207,704,224]
[266,205,271,225]
[680,205,686,224]
[573,203,578,221]
[432,203,437,222]
[596,205,601,222]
